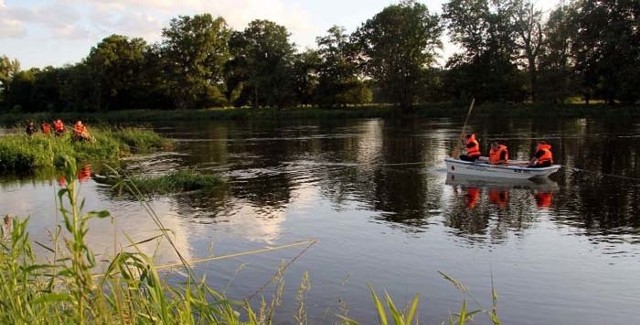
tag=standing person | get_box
[41,121,52,135]
[25,121,37,136]
[53,119,65,136]
[529,140,553,167]
[489,141,509,165]
[459,133,481,162]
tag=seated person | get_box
[489,141,509,164]
[529,140,553,167]
[459,133,481,162]
[73,120,92,141]
[41,122,52,135]
[53,119,65,136]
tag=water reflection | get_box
[443,173,560,242]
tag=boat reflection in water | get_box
[446,172,559,208]
[444,172,560,240]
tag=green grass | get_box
[0,127,168,174]
[95,169,225,195]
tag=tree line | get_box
[0,0,638,114]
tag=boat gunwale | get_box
[444,157,561,180]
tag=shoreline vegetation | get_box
[0,159,500,324]
[94,169,225,196]
[0,126,169,175]
[2,102,640,128]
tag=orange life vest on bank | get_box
[489,145,509,164]
[53,119,64,133]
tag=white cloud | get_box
[0,17,25,37]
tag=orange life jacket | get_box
[536,144,553,165]
[466,134,480,157]
[53,120,64,132]
[41,123,51,134]
[489,145,509,164]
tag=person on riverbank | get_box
[529,140,553,167]
[73,120,92,142]
[25,121,37,136]
[53,119,65,136]
[459,133,481,162]
[489,141,509,165]
[41,121,51,135]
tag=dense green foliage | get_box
[0,0,638,113]
[0,127,165,173]
[354,0,442,112]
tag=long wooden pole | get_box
[450,98,476,158]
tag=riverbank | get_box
[0,127,168,175]
[1,102,639,126]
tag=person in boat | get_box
[489,141,509,165]
[73,120,92,142]
[25,121,37,136]
[53,119,65,136]
[459,133,481,162]
[529,140,553,167]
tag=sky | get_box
[0,0,560,70]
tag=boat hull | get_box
[444,157,561,180]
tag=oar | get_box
[450,98,476,158]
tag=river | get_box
[1,116,639,324]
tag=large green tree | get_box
[443,0,525,103]
[572,0,640,104]
[354,0,442,112]
[85,34,149,110]
[538,3,579,104]
[229,19,296,108]
[512,0,544,102]
[315,26,371,107]
[291,49,320,106]
[0,55,20,108]
[161,14,231,109]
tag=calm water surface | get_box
[2,116,640,324]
